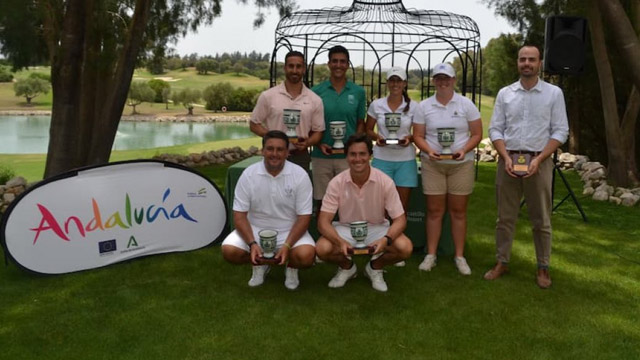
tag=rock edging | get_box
[475,138,640,207]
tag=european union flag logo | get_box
[98,239,117,254]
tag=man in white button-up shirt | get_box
[485,45,569,289]
[221,131,315,290]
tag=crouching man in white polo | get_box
[221,130,315,290]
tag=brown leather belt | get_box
[508,150,540,156]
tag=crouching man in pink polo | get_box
[316,133,413,292]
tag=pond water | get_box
[0,116,254,154]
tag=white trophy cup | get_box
[384,113,401,145]
[258,229,278,261]
[282,109,301,143]
[329,121,347,154]
[349,221,371,255]
[437,127,456,160]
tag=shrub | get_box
[148,79,170,103]
[229,87,260,112]
[0,67,13,82]
[172,88,201,115]
[202,82,233,111]
[0,165,16,185]
[28,72,51,82]
[14,77,51,104]
[127,81,155,114]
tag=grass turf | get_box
[0,137,262,183]
[1,162,639,359]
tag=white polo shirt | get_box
[367,97,417,162]
[413,92,481,164]
[233,160,312,233]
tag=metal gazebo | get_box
[269,0,482,104]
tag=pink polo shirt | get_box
[321,167,404,225]
[251,82,325,139]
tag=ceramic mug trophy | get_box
[348,221,373,255]
[258,229,279,264]
[437,127,456,160]
[329,121,346,154]
[384,113,401,145]
[282,109,301,143]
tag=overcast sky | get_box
[174,0,517,57]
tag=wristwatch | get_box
[384,235,393,246]
[247,241,257,248]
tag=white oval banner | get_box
[1,160,227,274]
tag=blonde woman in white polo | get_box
[413,63,482,275]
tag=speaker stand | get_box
[551,74,588,222]
[551,150,588,222]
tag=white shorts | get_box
[332,220,390,247]
[222,225,315,252]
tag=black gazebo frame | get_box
[269,0,482,104]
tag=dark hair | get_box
[345,133,373,155]
[285,51,305,64]
[402,88,411,113]
[328,45,350,61]
[263,130,289,149]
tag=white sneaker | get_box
[364,262,388,292]
[454,257,472,275]
[248,265,269,287]
[284,267,300,290]
[394,261,406,267]
[419,254,437,271]
[328,263,357,288]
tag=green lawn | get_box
[1,161,639,359]
[132,68,269,92]
[0,66,269,114]
[0,137,263,182]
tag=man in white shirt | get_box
[221,131,315,290]
[485,45,569,289]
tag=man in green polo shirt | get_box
[311,45,367,207]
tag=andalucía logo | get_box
[30,188,197,244]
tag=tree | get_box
[219,59,233,74]
[233,62,244,75]
[165,56,183,71]
[162,87,171,110]
[229,87,261,111]
[126,81,155,115]
[13,77,51,104]
[172,88,201,115]
[0,0,296,178]
[196,58,217,75]
[203,82,233,111]
[589,0,640,186]
[0,67,13,82]
[481,34,522,96]
[146,46,166,75]
[483,0,640,186]
[148,79,170,103]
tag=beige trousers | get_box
[494,157,554,267]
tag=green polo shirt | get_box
[311,80,367,159]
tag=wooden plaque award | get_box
[511,153,531,176]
